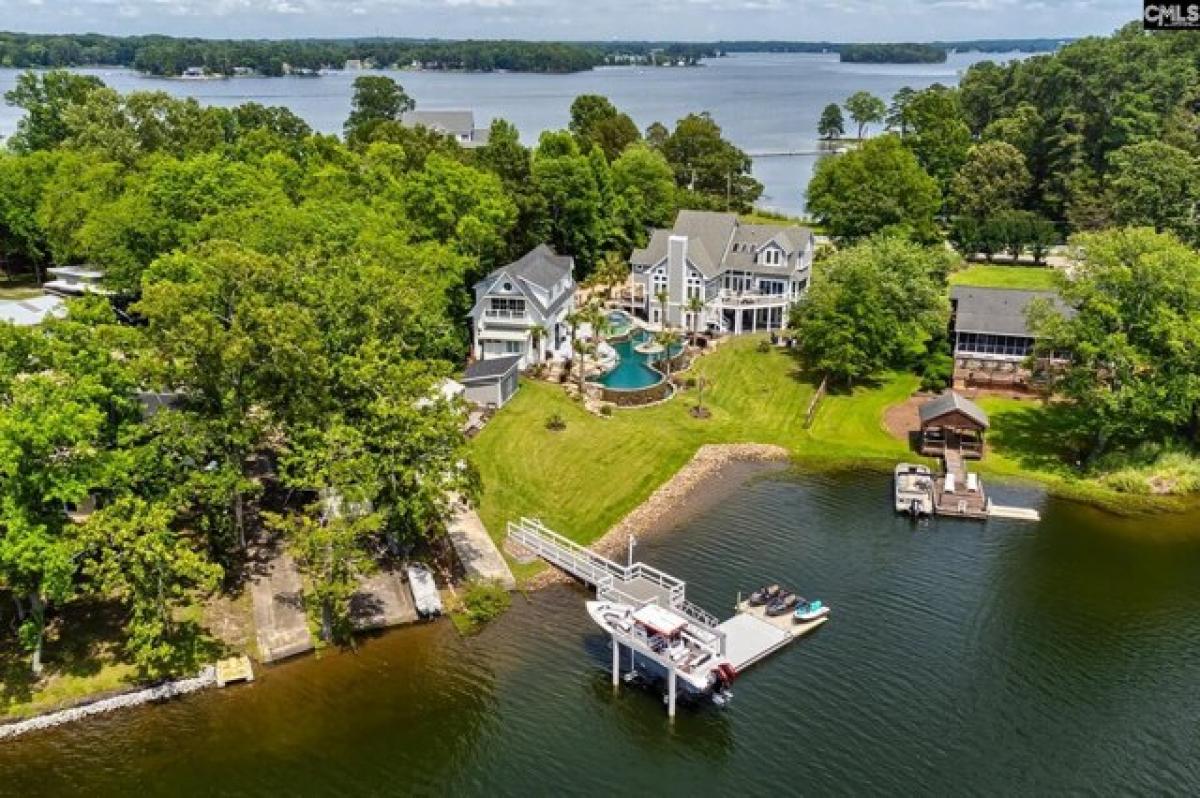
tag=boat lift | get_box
[507,518,827,717]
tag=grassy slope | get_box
[0,275,43,300]
[472,337,914,546]
[949,263,1059,291]
[975,395,1188,513]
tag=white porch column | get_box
[612,636,620,688]
[667,667,677,718]
[751,308,758,333]
[734,309,743,335]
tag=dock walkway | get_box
[933,449,988,519]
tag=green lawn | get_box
[471,337,913,547]
[950,263,1059,291]
[0,275,43,300]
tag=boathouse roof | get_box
[919,391,990,430]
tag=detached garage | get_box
[462,355,522,409]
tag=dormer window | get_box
[759,248,782,266]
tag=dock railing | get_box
[508,518,629,587]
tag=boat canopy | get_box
[633,604,687,636]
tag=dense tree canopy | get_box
[789,236,953,385]
[1030,228,1200,458]
[806,136,941,243]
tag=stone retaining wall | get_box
[0,667,217,741]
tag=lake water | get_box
[0,52,1022,215]
[3,467,1199,796]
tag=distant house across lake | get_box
[0,295,65,326]
[400,110,490,148]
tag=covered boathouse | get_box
[918,391,989,460]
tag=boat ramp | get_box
[507,518,826,716]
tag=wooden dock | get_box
[932,450,989,519]
[215,655,254,687]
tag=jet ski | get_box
[765,591,798,617]
[748,584,780,607]
[793,598,830,623]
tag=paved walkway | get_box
[351,566,418,631]
[447,500,516,590]
[250,550,315,663]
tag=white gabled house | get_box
[469,245,576,369]
[629,210,815,334]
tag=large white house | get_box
[400,110,491,148]
[469,245,576,368]
[629,210,815,334]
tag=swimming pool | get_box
[595,329,682,391]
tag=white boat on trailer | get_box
[894,463,934,517]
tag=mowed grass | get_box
[949,263,1060,291]
[0,274,43,300]
[471,336,913,546]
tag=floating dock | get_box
[215,655,255,687]
[508,518,824,716]
[722,602,827,671]
[927,450,1041,522]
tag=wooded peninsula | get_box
[0,32,1063,76]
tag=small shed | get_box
[462,355,521,409]
[919,392,989,459]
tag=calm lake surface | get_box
[2,468,1199,796]
[0,52,1023,215]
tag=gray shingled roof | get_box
[0,295,65,326]
[919,392,990,429]
[630,210,812,279]
[503,244,573,292]
[400,110,475,137]
[950,285,1074,338]
[463,355,522,382]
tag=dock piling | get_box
[612,635,620,688]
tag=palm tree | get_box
[694,375,709,418]
[655,328,682,378]
[655,289,670,329]
[564,308,586,389]
[685,295,706,342]
[529,324,548,362]
[598,251,630,299]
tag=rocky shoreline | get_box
[525,443,791,588]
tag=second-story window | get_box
[686,270,702,299]
[759,248,783,266]
[488,297,526,318]
[652,267,667,295]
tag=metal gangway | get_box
[507,517,723,644]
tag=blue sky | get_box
[0,0,1134,41]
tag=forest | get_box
[0,33,605,75]
[0,69,759,687]
[0,33,1066,77]
[839,44,947,63]
[802,24,1200,477]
